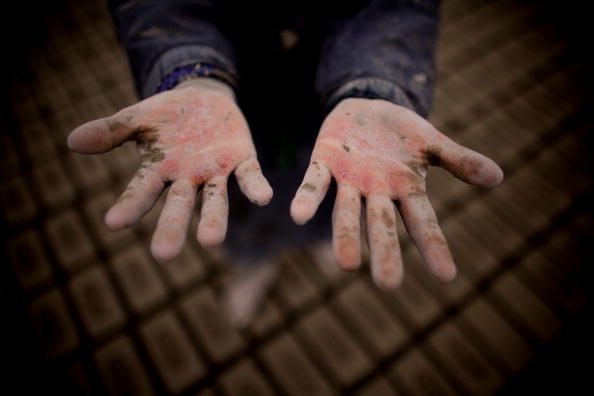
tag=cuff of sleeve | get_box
[143,44,238,98]
[324,78,416,115]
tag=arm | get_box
[68,1,272,262]
[108,0,239,98]
[315,0,439,116]
[292,0,504,290]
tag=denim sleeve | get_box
[316,0,440,117]
[108,0,238,99]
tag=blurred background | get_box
[1,0,592,395]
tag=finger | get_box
[67,106,142,154]
[366,194,403,290]
[398,193,456,283]
[197,175,229,247]
[428,135,504,187]
[234,157,273,205]
[290,160,332,225]
[332,183,362,271]
[105,167,164,230]
[151,179,197,262]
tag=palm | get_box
[291,98,503,289]
[68,81,272,262]
[313,102,430,197]
[133,89,254,182]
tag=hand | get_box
[67,79,272,261]
[290,98,503,290]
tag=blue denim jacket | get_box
[109,0,439,117]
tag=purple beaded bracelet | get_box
[156,63,238,93]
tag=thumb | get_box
[67,106,142,154]
[428,134,504,187]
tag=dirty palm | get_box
[67,84,503,290]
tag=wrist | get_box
[325,78,415,116]
[174,78,236,100]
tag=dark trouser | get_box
[223,28,334,263]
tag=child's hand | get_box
[68,79,272,261]
[291,98,503,290]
